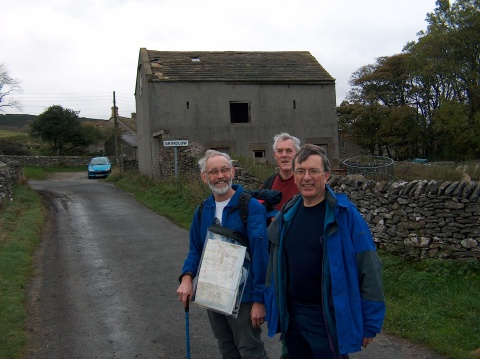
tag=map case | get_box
[193,226,251,318]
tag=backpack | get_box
[260,174,277,190]
[197,189,282,226]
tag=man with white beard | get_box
[177,150,269,359]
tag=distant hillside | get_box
[0,114,37,131]
[0,114,106,132]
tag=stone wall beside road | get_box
[0,159,23,206]
[327,175,480,261]
[0,154,91,168]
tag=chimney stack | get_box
[111,106,118,118]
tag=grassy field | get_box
[0,129,50,156]
[0,165,479,358]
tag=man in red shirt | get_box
[261,133,301,211]
[262,133,300,359]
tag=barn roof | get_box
[141,49,335,84]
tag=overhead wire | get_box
[5,91,136,119]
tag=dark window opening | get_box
[230,102,250,123]
[186,101,189,109]
[254,150,265,158]
[293,100,296,109]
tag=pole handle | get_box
[185,295,190,312]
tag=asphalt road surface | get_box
[25,172,447,359]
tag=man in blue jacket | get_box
[177,150,269,359]
[265,144,385,359]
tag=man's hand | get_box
[362,337,374,348]
[250,302,266,328]
[176,275,193,308]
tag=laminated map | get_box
[194,236,248,316]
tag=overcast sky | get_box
[1,0,438,120]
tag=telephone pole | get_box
[113,91,119,165]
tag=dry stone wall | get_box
[0,159,23,206]
[327,175,480,261]
[0,155,91,167]
[156,146,196,180]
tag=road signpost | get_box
[163,140,189,178]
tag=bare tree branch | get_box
[0,63,23,111]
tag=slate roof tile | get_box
[145,50,335,83]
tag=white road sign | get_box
[163,140,189,147]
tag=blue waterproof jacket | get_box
[181,184,269,304]
[265,185,386,355]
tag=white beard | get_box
[208,178,232,195]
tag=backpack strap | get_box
[260,174,277,190]
[207,225,249,247]
[236,192,252,225]
[196,199,206,221]
[197,193,252,224]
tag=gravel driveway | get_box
[24,172,447,359]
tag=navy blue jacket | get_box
[265,185,385,354]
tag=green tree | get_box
[432,100,480,160]
[342,54,420,159]
[341,0,480,161]
[378,106,423,160]
[405,0,480,157]
[337,101,388,156]
[425,0,480,116]
[80,123,105,145]
[30,105,85,155]
[0,63,22,111]
[348,54,413,108]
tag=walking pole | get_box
[185,295,191,359]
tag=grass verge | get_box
[0,185,46,359]
[111,170,210,229]
[380,252,480,359]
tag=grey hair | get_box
[293,144,330,173]
[198,150,232,172]
[272,132,301,152]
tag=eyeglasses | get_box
[207,166,232,176]
[294,168,326,176]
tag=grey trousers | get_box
[207,302,267,359]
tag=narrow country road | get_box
[25,172,446,359]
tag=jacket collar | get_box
[282,185,344,217]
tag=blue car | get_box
[87,157,112,179]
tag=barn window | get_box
[253,150,265,158]
[230,102,250,123]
